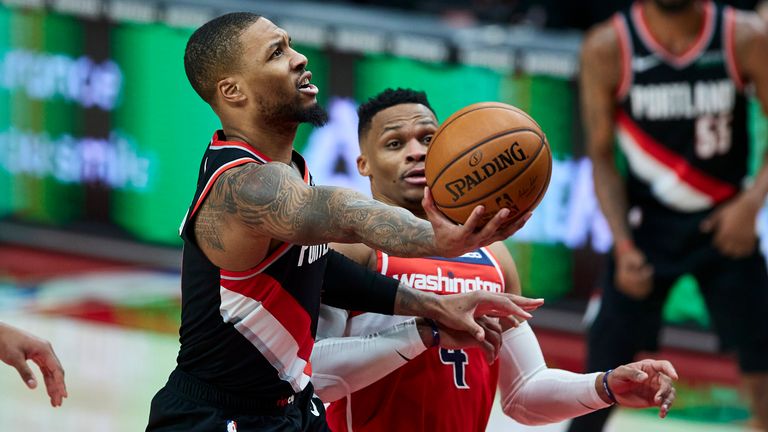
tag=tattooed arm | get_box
[199,161,525,261]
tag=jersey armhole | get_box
[723,6,746,91]
[612,14,633,101]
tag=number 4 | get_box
[439,348,469,389]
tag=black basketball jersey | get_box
[176,131,329,398]
[613,1,749,212]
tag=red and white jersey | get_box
[325,248,505,432]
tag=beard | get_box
[265,95,329,127]
[294,102,329,126]
[651,0,695,13]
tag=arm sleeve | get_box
[499,322,611,425]
[311,305,428,403]
[320,250,398,315]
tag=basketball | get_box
[425,102,552,226]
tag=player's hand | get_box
[0,323,67,407]
[428,291,544,342]
[615,246,654,300]
[700,192,761,258]
[422,186,532,257]
[604,359,678,418]
[432,316,504,364]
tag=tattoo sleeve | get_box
[215,162,438,256]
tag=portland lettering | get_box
[630,79,735,121]
[444,142,528,202]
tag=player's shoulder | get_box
[486,241,512,260]
[581,17,621,59]
[731,7,768,47]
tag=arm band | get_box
[321,250,398,315]
[311,315,427,403]
[498,322,611,425]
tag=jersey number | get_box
[439,348,469,389]
[695,114,732,159]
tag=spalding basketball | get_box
[425,102,552,226]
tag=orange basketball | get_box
[425,102,552,226]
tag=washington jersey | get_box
[325,248,505,432]
[613,1,749,212]
[176,131,329,399]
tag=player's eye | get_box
[271,48,284,59]
[423,135,433,145]
[385,140,400,148]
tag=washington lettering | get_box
[444,142,528,201]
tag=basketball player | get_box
[146,13,543,432]
[311,88,678,431]
[0,322,66,407]
[569,1,768,431]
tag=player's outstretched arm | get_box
[312,308,503,403]
[394,286,543,342]
[0,322,67,407]
[497,322,677,425]
[211,162,525,258]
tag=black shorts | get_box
[588,205,768,373]
[147,369,329,432]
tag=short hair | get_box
[184,12,262,104]
[357,88,436,140]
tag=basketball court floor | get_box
[0,245,759,432]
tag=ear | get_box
[357,154,370,177]
[217,77,246,104]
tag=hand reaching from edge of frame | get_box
[605,359,678,418]
[422,186,532,258]
[426,290,544,343]
[0,323,67,407]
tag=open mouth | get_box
[298,71,319,96]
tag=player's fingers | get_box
[422,187,451,227]
[476,294,533,321]
[656,386,676,418]
[477,317,502,355]
[498,212,532,240]
[499,316,520,331]
[32,355,66,407]
[464,205,491,235]
[507,294,545,311]
[474,207,511,238]
[9,355,37,390]
[699,210,720,233]
[644,359,678,380]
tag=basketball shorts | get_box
[589,204,768,373]
[147,369,329,432]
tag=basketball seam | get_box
[430,105,543,145]
[434,137,549,209]
[428,127,544,190]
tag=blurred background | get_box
[0,0,766,430]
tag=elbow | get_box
[502,396,551,426]
[310,373,348,403]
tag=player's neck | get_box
[642,1,705,55]
[222,120,298,164]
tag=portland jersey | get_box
[325,248,505,432]
[613,1,749,212]
[176,131,329,399]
